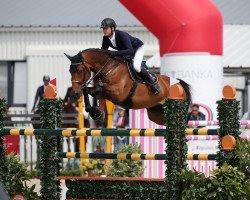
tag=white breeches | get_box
[133,45,144,73]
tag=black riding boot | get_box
[140,68,160,94]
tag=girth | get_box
[119,80,138,108]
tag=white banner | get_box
[161,54,223,119]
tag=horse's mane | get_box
[84,48,111,55]
[69,49,111,64]
[84,48,132,62]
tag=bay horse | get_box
[65,49,192,125]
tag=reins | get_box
[81,58,113,89]
[70,56,113,90]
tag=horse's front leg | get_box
[90,94,103,121]
[83,88,103,121]
[83,89,92,113]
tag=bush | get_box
[180,164,248,200]
[107,143,144,177]
[235,139,250,182]
[207,163,247,199]
[1,153,39,199]
[179,170,208,200]
[244,182,250,200]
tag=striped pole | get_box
[0,128,219,136]
[56,152,217,160]
[1,128,249,141]
[1,128,248,140]
[185,134,249,141]
[187,120,250,127]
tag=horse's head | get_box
[65,52,91,99]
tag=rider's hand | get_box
[108,51,116,58]
[123,55,133,61]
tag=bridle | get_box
[70,62,89,85]
[70,55,113,95]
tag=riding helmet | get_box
[101,18,116,29]
[43,75,50,81]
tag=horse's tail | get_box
[177,78,192,107]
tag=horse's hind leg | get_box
[147,104,165,126]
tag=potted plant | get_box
[107,143,145,177]
[81,159,105,176]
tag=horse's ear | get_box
[64,53,73,61]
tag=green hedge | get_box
[163,98,189,200]
[66,179,167,199]
[216,99,240,167]
[0,99,9,192]
[39,99,63,200]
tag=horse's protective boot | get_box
[140,68,160,95]
[89,107,103,121]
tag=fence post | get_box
[163,85,189,200]
[39,84,63,200]
[216,85,240,167]
[105,100,115,166]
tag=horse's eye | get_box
[70,65,77,73]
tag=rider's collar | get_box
[109,31,115,40]
[109,31,116,47]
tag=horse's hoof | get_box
[91,110,103,121]
[85,107,91,112]
[94,113,103,121]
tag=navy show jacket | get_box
[101,30,144,57]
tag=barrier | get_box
[1,128,249,142]
[0,128,219,136]
[188,120,250,127]
[186,134,249,140]
[56,152,217,160]
[0,84,248,199]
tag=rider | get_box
[31,75,50,112]
[100,18,160,95]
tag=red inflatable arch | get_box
[119,0,222,56]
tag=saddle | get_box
[124,58,158,84]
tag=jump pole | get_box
[56,152,217,161]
